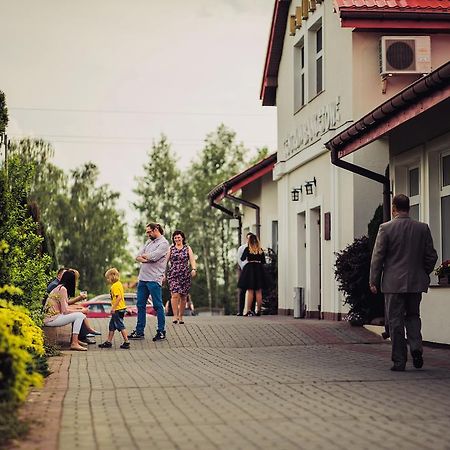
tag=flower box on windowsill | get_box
[438,275,450,286]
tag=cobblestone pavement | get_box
[53,316,450,449]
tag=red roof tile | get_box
[334,0,450,10]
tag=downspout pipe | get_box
[209,190,243,245]
[224,193,261,240]
[329,146,391,222]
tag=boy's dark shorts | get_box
[109,309,126,331]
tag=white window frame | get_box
[408,165,420,220]
[294,38,306,113]
[315,25,323,95]
[439,150,450,260]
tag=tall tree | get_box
[179,124,247,312]
[54,163,131,293]
[133,135,181,241]
[0,90,8,133]
[9,138,67,265]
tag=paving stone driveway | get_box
[58,316,450,450]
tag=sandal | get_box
[179,320,184,324]
[173,320,178,324]
[70,344,87,351]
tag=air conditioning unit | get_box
[380,36,431,75]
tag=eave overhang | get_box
[334,0,450,29]
[325,61,450,159]
[208,153,277,203]
[260,0,291,107]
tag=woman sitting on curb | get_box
[43,270,88,351]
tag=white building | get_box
[260,0,450,319]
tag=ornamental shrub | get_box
[334,206,384,324]
[0,299,45,403]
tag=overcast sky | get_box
[1,0,277,248]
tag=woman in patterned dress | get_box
[165,230,197,324]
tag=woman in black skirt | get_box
[237,234,267,316]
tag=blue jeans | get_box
[136,280,165,334]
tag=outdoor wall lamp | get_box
[304,177,316,195]
[291,186,302,201]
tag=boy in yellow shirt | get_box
[99,268,130,349]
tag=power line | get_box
[9,106,276,118]
[9,133,275,147]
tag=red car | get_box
[81,293,155,318]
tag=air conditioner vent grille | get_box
[386,41,415,71]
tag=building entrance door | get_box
[309,207,322,319]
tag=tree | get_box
[180,124,247,312]
[133,135,181,241]
[53,163,131,293]
[9,138,67,266]
[0,90,8,133]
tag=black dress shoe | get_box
[390,364,406,372]
[411,350,424,369]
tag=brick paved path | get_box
[19,316,450,450]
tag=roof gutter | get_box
[326,61,450,223]
[329,148,391,222]
[209,188,243,245]
[224,193,261,240]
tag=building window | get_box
[272,221,278,254]
[294,39,305,112]
[408,166,420,220]
[308,20,323,100]
[441,153,450,259]
[315,26,323,94]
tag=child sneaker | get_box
[120,342,130,349]
[98,341,112,348]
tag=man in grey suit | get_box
[370,194,437,371]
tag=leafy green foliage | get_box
[0,155,51,320]
[334,206,384,323]
[0,90,8,133]
[0,401,29,448]
[179,125,247,312]
[133,134,181,239]
[133,124,250,312]
[9,138,67,268]
[52,162,131,293]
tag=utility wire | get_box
[10,106,275,118]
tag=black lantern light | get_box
[304,177,316,195]
[291,186,302,201]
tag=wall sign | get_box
[283,97,341,159]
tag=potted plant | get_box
[435,260,450,285]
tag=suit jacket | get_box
[370,216,438,293]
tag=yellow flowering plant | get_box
[0,298,45,403]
